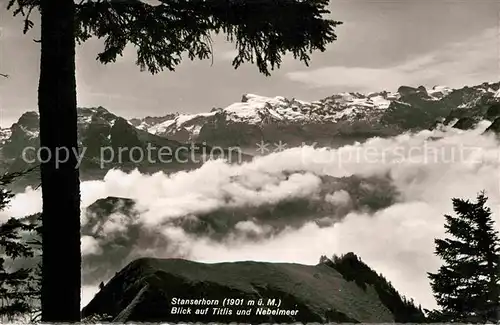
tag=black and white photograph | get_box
[0,0,499,323]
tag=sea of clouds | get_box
[1,120,500,311]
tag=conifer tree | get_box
[427,192,500,322]
[327,252,427,322]
[0,169,41,322]
[6,0,342,321]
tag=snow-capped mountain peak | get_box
[135,89,405,140]
[0,128,11,145]
[127,82,500,145]
[133,111,216,139]
[428,85,453,99]
[2,82,500,151]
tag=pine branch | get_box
[75,0,341,75]
[0,166,39,187]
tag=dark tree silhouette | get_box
[322,252,428,323]
[0,169,41,322]
[427,192,500,322]
[6,0,342,321]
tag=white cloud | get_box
[85,164,323,228]
[286,28,499,92]
[234,220,273,236]
[0,186,41,221]
[100,212,130,236]
[81,235,102,256]
[325,189,351,206]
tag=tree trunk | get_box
[39,0,81,321]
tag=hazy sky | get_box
[0,0,499,127]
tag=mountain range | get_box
[2,81,499,154]
[1,81,499,190]
[129,82,500,147]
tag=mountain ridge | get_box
[81,257,396,323]
[128,82,499,146]
[0,106,250,191]
[130,84,454,134]
[2,82,499,147]
[1,81,499,190]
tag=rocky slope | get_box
[130,82,500,148]
[0,107,247,191]
[325,253,427,323]
[0,107,207,164]
[81,257,395,323]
